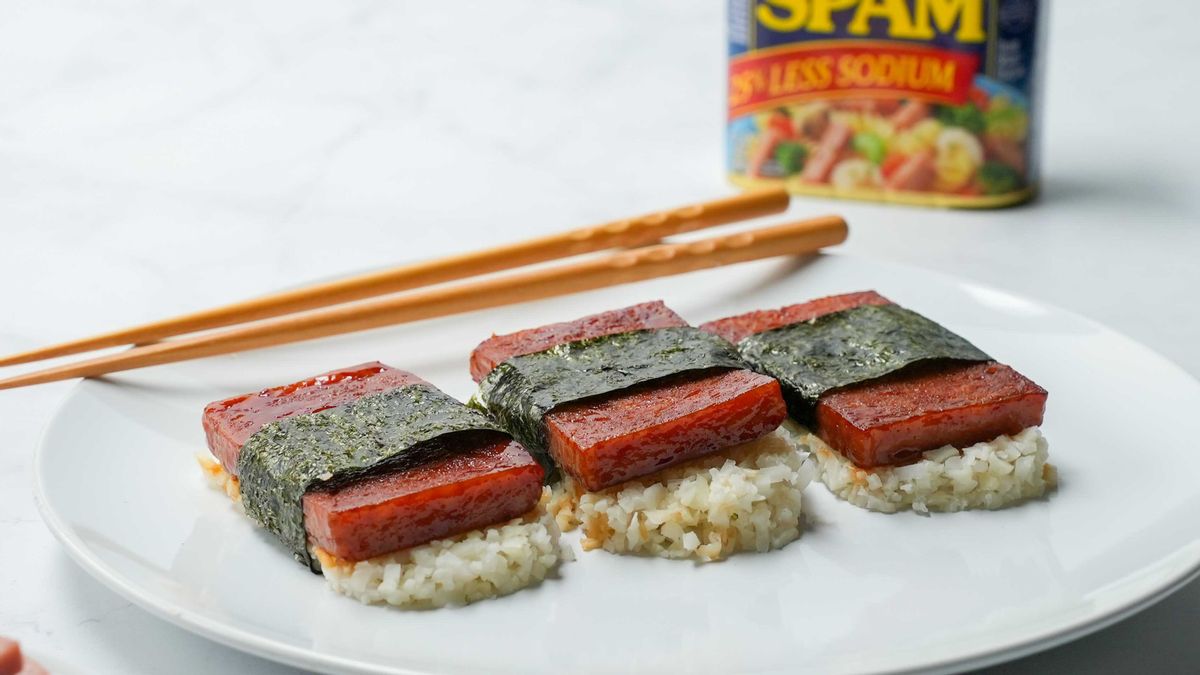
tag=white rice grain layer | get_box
[548,430,814,562]
[782,423,1056,514]
[197,456,565,609]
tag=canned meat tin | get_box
[727,0,1045,208]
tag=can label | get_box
[727,0,1043,208]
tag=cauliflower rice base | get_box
[549,430,813,562]
[781,422,1056,514]
[197,456,565,608]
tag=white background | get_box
[1,1,1197,672]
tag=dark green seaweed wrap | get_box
[737,303,990,423]
[476,326,746,454]
[236,383,504,571]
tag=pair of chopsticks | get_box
[0,188,847,390]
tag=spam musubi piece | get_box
[701,292,1055,513]
[471,301,813,561]
[199,362,562,608]
[0,636,47,675]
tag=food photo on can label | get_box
[727,0,1043,207]
[3,2,1199,674]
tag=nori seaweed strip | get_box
[237,383,504,571]
[738,304,990,423]
[477,327,746,453]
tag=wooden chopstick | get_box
[0,189,790,368]
[0,216,846,390]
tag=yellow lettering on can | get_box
[757,0,987,43]
[756,0,808,32]
[847,0,914,37]
[912,0,986,42]
[928,59,956,92]
[806,0,858,33]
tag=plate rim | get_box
[31,463,417,675]
[30,255,1200,675]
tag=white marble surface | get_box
[1,1,1197,673]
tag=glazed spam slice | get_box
[470,301,787,491]
[700,291,1047,468]
[0,637,47,675]
[203,362,543,567]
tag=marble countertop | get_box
[2,1,1198,672]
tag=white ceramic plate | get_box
[34,254,1200,675]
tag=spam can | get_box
[727,0,1045,208]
